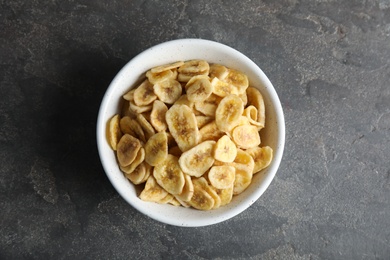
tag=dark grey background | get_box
[1,0,390,259]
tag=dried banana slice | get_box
[238,92,248,106]
[107,114,122,151]
[231,125,261,149]
[246,146,273,174]
[246,87,265,129]
[146,69,177,85]
[133,79,157,106]
[209,64,229,80]
[196,115,213,129]
[139,176,169,202]
[178,60,210,82]
[151,61,184,73]
[224,69,249,94]
[153,79,182,104]
[123,89,135,101]
[192,177,221,209]
[215,94,244,132]
[120,147,145,174]
[153,154,185,195]
[136,114,156,140]
[150,100,168,132]
[126,161,147,185]
[116,134,142,167]
[199,121,225,142]
[140,162,153,183]
[129,100,153,114]
[215,185,234,206]
[185,75,213,102]
[173,94,194,109]
[208,165,236,189]
[166,104,200,152]
[194,94,221,117]
[232,149,255,195]
[144,131,168,166]
[175,173,194,202]
[213,135,237,163]
[119,116,146,142]
[188,182,215,210]
[243,105,262,127]
[178,140,216,177]
[211,77,238,97]
[168,197,181,206]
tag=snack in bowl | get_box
[106,60,273,210]
[97,39,285,227]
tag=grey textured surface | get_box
[1,0,390,259]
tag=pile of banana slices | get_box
[107,60,273,210]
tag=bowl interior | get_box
[97,39,285,227]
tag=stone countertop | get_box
[1,1,389,259]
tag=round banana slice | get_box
[119,116,146,143]
[246,87,265,129]
[213,135,237,163]
[232,124,261,149]
[199,121,225,142]
[153,154,185,195]
[246,146,273,174]
[146,69,177,85]
[243,105,262,127]
[211,77,238,97]
[123,89,135,101]
[188,183,215,210]
[194,94,222,117]
[120,147,145,174]
[209,64,229,80]
[214,185,234,206]
[166,104,200,152]
[151,61,184,73]
[116,134,142,167]
[107,114,122,151]
[192,177,221,209]
[224,69,249,94]
[208,165,236,189]
[175,173,194,202]
[196,115,213,129]
[136,114,156,140]
[185,75,213,102]
[133,79,157,106]
[139,162,153,183]
[150,100,168,132]
[215,94,244,132]
[178,140,216,177]
[173,94,194,109]
[126,161,147,185]
[177,60,210,82]
[153,79,182,104]
[158,193,175,204]
[234,149,255,167]
[129,100,153,114]
[144,132,168,167]
[139,175,169,202]
[233,163,253,195]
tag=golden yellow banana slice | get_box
[123,89,135,101]
[150,100,168,132]
[211,77,238,97]
[153,79,182,104]
[192,177,221,209]
[129,100,153,114]
[188,184,214,210]
[214,185,234,206]
[246,146,273,174]
[120,147,145,174]
[144,132,168,166]
[119,116,146,143]
[146,69,177,85]
[246,87,265,129]
[232,149,255,195]
[116,134,142,167]
[140,162,153,183]
[175,173,194,202]
[153,154,185,195]
[178,140,216,177]
[209,64,229,80]
[243,105,262,127]
[224,69,249,94]
[215,94,244,132]
[139,175,169,202]
[208,165,236,189]
[194,94,221,117]
[213,135,237,163]
[126,161,147,185]
[151,61,184,73]
[185,75,213,102]
[196,115,213,129]
[173,94,194,109]
[136,114,155,140]
[166,104,200,152]
[177,60,210,82]
[238,91,248,106]
[232,124,261,149]
[199,121,225,142]
[107,114,122,151]
[133,79,157,106]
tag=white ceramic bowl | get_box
[97,39,285,227]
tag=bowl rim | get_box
[97,38,285,227]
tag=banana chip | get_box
[185,75,213,102]
[213,135,237,163]
[144,131,168,166]
[146,69,177,84]
[133,79,157,106]
[153,79,182,104]
[246,87,265,129]
[151,61,184,73]
[116,134,142,167]
[139,176,169,202]
[178,60,210,82]
[246,146,273,174]
[150,100,168,132]
[215,94,244,132]
[153,154,185,195]
[208,165,235,189]
[232,124,261,149]
[107,114,122,151]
